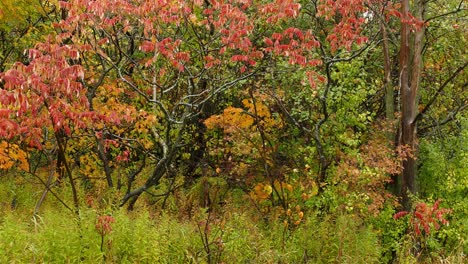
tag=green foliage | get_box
[330,59,378,130]
[418,116,468,257]
[418,118,467,201]
[0,0,466,262]
[0,0,56,71]
[0,181,466,263]
[186,176,228,210]
[0,173,40,211]
[0,0,43,30]
[371,206,408,263]
[0,203,385,263]
[300,214,381,263]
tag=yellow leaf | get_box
[253,182,272,200]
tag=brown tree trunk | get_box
[399,0,425,210]
[382,20,401,195]
[96,136,113,188]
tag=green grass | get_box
[0,205,386,263]
[0,174,465,263]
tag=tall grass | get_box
[0,205,385,263]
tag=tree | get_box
[0,0,58,71]
[0,0,381,209]
[2,0,317,209]
[398,0,466,209]
[53,0,377,210]
[0,40,92,212]
[2,0,463,211]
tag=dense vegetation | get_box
[0,0,466,263]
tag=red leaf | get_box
[393,211,409,220]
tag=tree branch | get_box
[27,171,74,213]
[418,103,467,134]
[415,62,467,123]
[425,0,465,23]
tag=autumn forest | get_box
[0,0,466,263]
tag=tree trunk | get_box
[96,136,113,188]
[399,0,425,210]
[382,20,401,195]
[382,23,394,124]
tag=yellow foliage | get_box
[204,106,254,133]
[204,93,284,189]
[92,82,157,150]
[0,0,46,29]
[79,153,100,178]
[274,180,293,192]
[204,97,282,134]
[242,99,270,118]
[242,98,282,130]
[0,141,29,171]
[252,182,272,200]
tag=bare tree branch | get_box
[415,62,467,123]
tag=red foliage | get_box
[317,0,368,51]
[393,211,409,220]
[0,40,95,147]
[95,215,116,236]
[0,0,424,174]
[394,200,451,237]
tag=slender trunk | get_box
[34,162,55,215]
[315,61,332,185]
[399,0,425,210]
[44,99,80,214]
[55,132,80,214]
[382,23,394,123]
[399,0,413,210]
[96,136,113,188]
[382,21,401,194]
